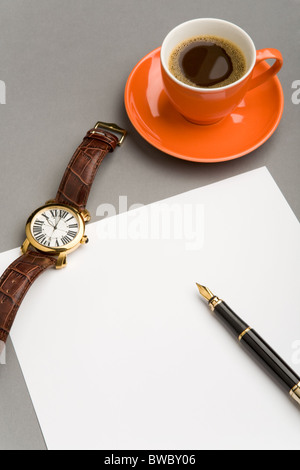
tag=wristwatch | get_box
[0,121,126,345]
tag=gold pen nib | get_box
[196,283,215,302]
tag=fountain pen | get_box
[196,283,300,406]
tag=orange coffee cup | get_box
[160,18,283,125]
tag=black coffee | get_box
[169,35,247,88]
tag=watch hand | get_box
[54,217,62,230]
[47,220,55,229]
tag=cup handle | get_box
[248,48,283,91]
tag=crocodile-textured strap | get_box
[0,252,56,343]
[54,128,119,212]
[0,127,120,344]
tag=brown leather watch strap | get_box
[54,128,119,212]
[0,125,123,345]
[0,251,56,343]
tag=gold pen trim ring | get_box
[208,297,222,312]
[290,382,300,405]
[238,327,252,342]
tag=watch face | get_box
[30,206,81,249]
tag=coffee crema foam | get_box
[169,35,247,88]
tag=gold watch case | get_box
[22,202,90,269]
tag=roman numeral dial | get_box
[31,206,81,249]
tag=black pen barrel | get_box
[240,329,300,391]
[214,301,300,394]
[196,285,300,405]
[213,301,249,336]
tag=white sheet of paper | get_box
[1,167,300,450]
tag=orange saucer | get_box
[124,48,284,163]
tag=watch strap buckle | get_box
[93,121,127,146]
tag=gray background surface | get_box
[0,0,299,450]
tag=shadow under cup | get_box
[160,18,283,125]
